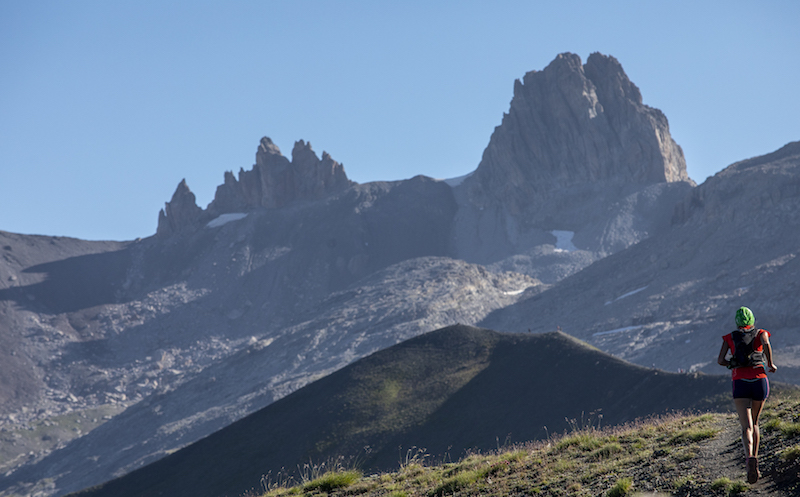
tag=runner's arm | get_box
[761,332,778,373]
[717,340,730,367]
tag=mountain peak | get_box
[214,136,353,211]
[156,179,203,236]
[158,137,355,235]
[466,52,690,212]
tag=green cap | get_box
[735,306,755,328]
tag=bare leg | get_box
[734,398,754,458]
[750,400,765,458]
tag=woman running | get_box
[717,306,778,484]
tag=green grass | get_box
[780,445,800,461]
[605,477,632,497]
[259,413,733,497]
[254,392,800,497]
[710,477,748,495]
[302,470,362,493]
[763,418,800,437]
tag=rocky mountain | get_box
[0,51,797,497]
[451,52,694,268]
[481,140,800,385]
[69,325,741,497]
[467,52,689,207]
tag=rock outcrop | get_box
[464,52,691,214]
[157,138,354,236]
[209,137,353,213]
[156,179,205,236]
[451,52,694,265]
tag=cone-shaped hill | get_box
[72,324,735,497]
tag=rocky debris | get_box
[0,257,537,497]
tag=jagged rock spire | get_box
[157,138,354,235]
[209,137,353,213]
[156,179,203,236]
[466,52,691,212]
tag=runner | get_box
[717,306,778,484]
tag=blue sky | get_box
[2,1,799,241]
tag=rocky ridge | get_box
[157,138,353,236]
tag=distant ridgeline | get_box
[157,138,353,236]
[156,52,694,263]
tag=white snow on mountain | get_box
[206,213,248,228]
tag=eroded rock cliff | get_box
[157,138,354,235]
[466,52,690,213]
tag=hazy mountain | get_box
[0,51,797,496]
[69,324,739,497]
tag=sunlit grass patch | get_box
[711,476,749,495]
[554,431,605,452]
[669,427,719,444]
[302,470,362,493]
[255,410,800,497]
[780,445,800,461]
[606,477,633,497]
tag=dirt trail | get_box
[693,414,786,496]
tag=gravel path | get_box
[693,413,789,496]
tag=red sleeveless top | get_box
[723,329,770,380]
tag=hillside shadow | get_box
[0,249,132,314]
[368,332,730,469]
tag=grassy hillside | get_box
[71,325,761,497]
[259,394,800,497]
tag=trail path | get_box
[692,414,787,496]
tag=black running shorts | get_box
[732,377,769,401]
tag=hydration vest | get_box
[729,328,765,369]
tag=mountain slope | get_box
[70,324,736,497]
[481,141,800,383]
[0,258,535,497]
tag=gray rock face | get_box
[209,137,354,213]
[156,179,204,236]
[452,53,694,266]
[157,138,354,236]
[466,52,690,214]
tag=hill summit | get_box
[67,324,741,497]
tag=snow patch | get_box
[604,286,648,305]
[206,213,248,228]
[592,325,642,337]
[502,288,530,296]
[551,230,577,252]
